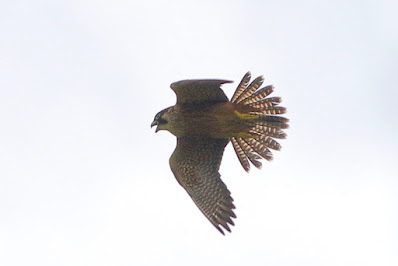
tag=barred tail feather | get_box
[240,85,274,105]
[244,138,274,161]
[230,72,289,171]
[251,107,287,115]
[231,72,251,103]
[248,96,281,108]
[237,138,263,169]
[231,137,263,172]
[231,137,250,172]
[249,123,288,139]
[260,136,282,150]
[234,76,264,104]
[252,116,289,129]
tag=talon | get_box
[234,110,259,120]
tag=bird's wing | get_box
[170,79,232,105]
[169,137,235,234]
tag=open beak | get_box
[151,120,159,132]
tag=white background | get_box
[1,1,397,265]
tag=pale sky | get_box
[1,1,397,265]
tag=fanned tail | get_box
[230,72,289,172]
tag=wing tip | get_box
[212,200,237,235]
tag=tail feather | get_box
[252,116,290,129]
[249,96,282,107]
[249,123,288,139]
[231,137,250,172]
[234,76,264,104]
[240,85,274,105]
[251,106,287,115]
[246,95,280,108]
[237,138,263,169]
[257,135,282,150]
[231,72,251,103]
[244,138,274,161]
[259,115,289,123]
[230,72,289,171]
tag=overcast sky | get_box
[1,1,397,265]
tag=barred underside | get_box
[231,72,289,172]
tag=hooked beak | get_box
[151,120,159,132]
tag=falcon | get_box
[151,72,289,234]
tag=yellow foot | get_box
[234,111,259,120]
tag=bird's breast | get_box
[168,103,247,138]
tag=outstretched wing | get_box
[169,137,235,234]
[171,79,232,106]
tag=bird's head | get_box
[151,107,172,132]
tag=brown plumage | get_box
[151,72,289,234]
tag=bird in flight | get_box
[151,72,289,234]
